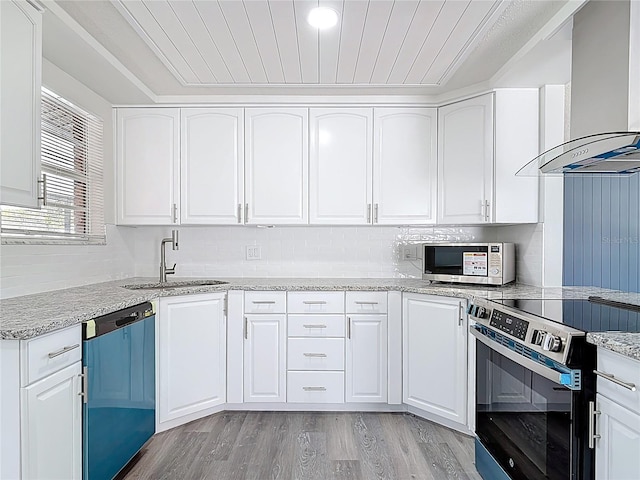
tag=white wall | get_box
[489,224,543,287]
[131,225,488,280]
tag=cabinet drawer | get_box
[346,292,387,314]
[244,291,286,314]
[288,338,344,370]
[288,314,345,337]
[597,348,640,413]
[21,325,82,386]
[287,371,345,403]
[288,291,344,314]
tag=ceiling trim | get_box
[44,0,158,102]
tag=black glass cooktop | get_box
[491,297,640,333]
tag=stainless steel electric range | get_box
[467,296,640,480]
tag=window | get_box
[1,87,105,244]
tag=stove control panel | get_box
[531,330,563,352]
[489,309,528,341]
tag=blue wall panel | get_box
[563,174,640,292]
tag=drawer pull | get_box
[303,324,327,329]
[303,386,327,392]
[594,370,637,391]
[47,344,80,359]
[354,301,378,305]
[302,301,327,305]
[252,301,276,304]
[303,353,327,358]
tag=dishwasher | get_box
[82,302,155,480]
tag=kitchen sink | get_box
[122,279,229,290]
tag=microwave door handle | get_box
[470,328,569,387]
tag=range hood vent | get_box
[517,132,640,176]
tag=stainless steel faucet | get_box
[160,230,179,283]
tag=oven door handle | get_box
[471,327,571,388]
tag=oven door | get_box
[473,330,593,480]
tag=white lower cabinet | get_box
[157,293,226,429]
[244,314,287,402]
[595,348,640,480]
[402,294,467,427]
[21,362,82,480]
[346,314,388,403]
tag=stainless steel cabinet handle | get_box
[367,204,372,223]
[245,203,249,222]
[484,200,490,222]
[244,317,248,339]
[38,173,47,206]
[252,301,276,304]
[303,353,327,358]
[458,303,464,326]
[354,301,378,305]
[303,301,327,305]
[588,400,601,449]
[173,203,178,223]
[48,344,80,359]
[303,386,327,391]
[594,370,637,391]
[347,316,351,339]
[374,203,379,223]
[237,204,242,223]
[303,324,327,329]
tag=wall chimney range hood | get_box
[517,132,640,176]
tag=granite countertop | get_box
[1,277,638,361]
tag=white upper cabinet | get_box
[310,108,373,225]
[116,108,180,225]
[244,108,308,225]
[373,108,438,225]
[0,0,42,208]
[181,108,244,225]
[493,89,539,223]
[438,90,539,225]
[437,94,494,224]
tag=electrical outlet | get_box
[401,245,417,261]
[246,245,261,260]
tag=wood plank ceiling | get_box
[111,0,505,87]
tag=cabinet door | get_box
[309,108,372,224]
[245,108,308,224]
[373,108,437,225]
[596,394,640,480]
[437,94,493,224]
[22,362,82,480]
[244,314,286,402]
[0,0,42,208]
[346,315,387,403]
[494,89,539,223]
[158,293,226,425]
[181,108,244,224]
[116,108,180,225]
[402,294,467,426]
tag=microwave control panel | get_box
[490,309,529,341]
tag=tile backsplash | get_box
[0,225,136,299]
[1,222,546,299]
[131,225,488,280]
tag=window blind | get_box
[0,87,105,244]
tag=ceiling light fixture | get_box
[307,7,339,30]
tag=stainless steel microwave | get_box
[421,242,515,285]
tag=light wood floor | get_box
[119,411,482,480]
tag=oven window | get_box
[476,341,573,480]
[424,246,487,276]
